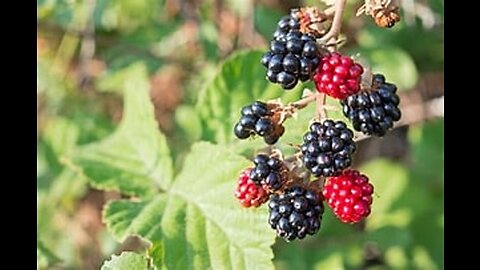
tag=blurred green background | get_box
[37,0,443,269]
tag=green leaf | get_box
[359,159,409,230]
[174,105,203,143]
[254,5,283,40]
[67,63,173,198]
[350,47,418,90]
[103,142,276,269]
[37,240,61,269]
[43,117,79,156]
[196,50,304,144]
[101,252,150,270]
[408,119,444,185]
[313,253,344,270]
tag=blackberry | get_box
[262,14,321,90]
[301,120,356,177]
[323,170,374,223]
[341,74,401,136]
[268,186,324,241]
[249,154,286,191]
[235,168,270,208]
[233,101,285,144]
[313,52,364,99]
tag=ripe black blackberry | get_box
[301,120,356,177]
[233,101,285,144]
[272,14,301,42]
[268,186,324,241]
[249,154,286,191]
[341,74,402,136]
[261,14,321,90]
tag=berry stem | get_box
[315,93,328,121]
[320,0,348,44]
[291,92,319,109]
[278,92,319,125]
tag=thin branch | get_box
[291,92,318,109]
[78,0,96,90]
[315,93,328,121]
[320,0,348,43]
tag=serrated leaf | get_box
[67,63,173,198]
[103,142,276,269]
[196,50,304,145]
[101,252,150,270]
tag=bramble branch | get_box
[320,0,348,43]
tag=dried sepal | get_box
[356,0,401,28]
[291,7,330,38]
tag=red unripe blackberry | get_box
[322,169,374,223]
[234,168,269,208]
[313,52,364,99]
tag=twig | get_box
[315,93,328,121]
[291,92,319,109]
[78,0,96,90]
[320,0,348,43]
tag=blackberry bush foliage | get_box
[233,4,402,242]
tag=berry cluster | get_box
[341,74,401,136]
[233,101,284,144]
[233,6,402,242]
[313,52,364,100]
[249,154,285,191]
[261,13,321,89]
[322,170,374,223]
[268,186,324,241]
[234,168,269,208]
[301,120,356,177]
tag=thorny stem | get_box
[320,0,348,43]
